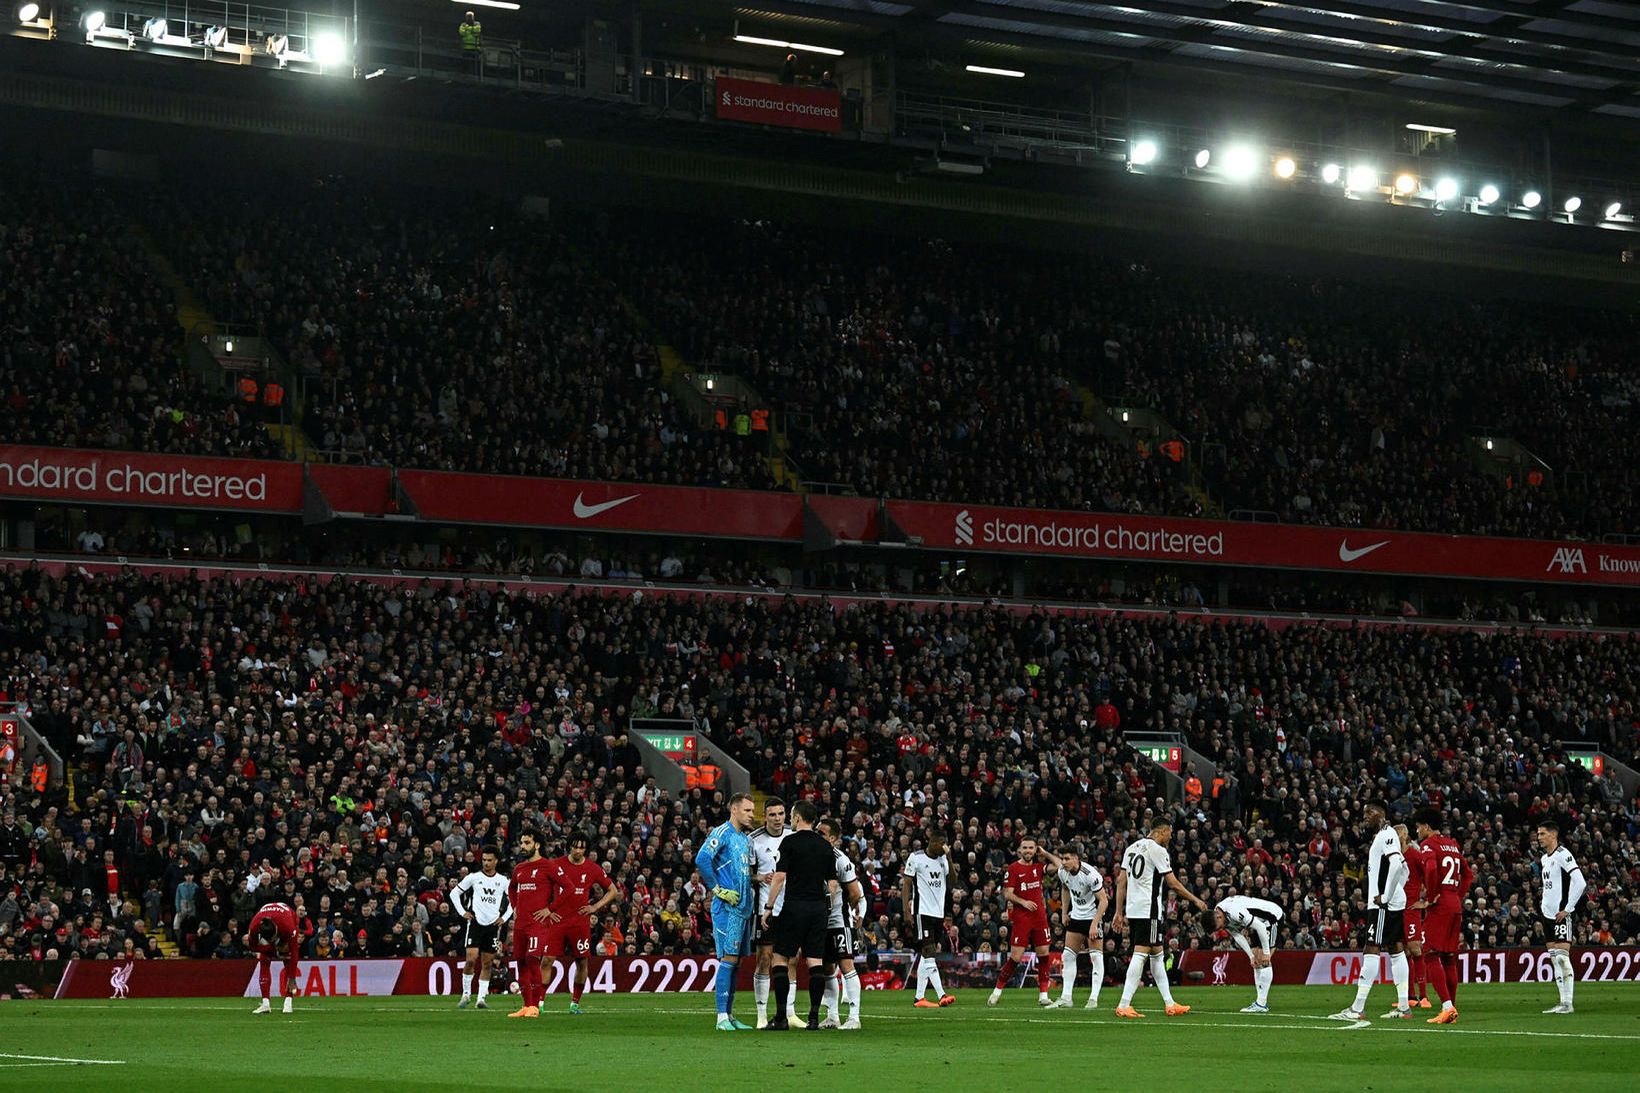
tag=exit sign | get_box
[1568,751,1604,776]
[640,732,697,761]
[1139,745,1182,773]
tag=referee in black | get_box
[761,800,837,1030]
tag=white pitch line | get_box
[0,1052,126,1065]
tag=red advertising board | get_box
[887,499,1640,587]
[54,955,798,999]
[0,445,304,513]
[715,76,842,132]
[397,470,808,541]
[1179,947,1640,986]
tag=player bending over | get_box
[1329,801,1413,1022]
[901,829,955,1008]
[451,848,514,1009]
[1207,894,1283,1013]
[989,836,1066,1007]
[1055,845,1108,1009]
[245,892,300,1016]
[1536,821,1585,1015]
[1112,819,1207,1018]
[695,792,758,1031]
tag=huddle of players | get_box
[446,829,620,1018]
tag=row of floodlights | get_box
[1129,141,1625,220]
[17,6,348,65]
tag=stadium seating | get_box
[1,568,1635,966]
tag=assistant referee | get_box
[761,800,837,1030]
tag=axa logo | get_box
[1212,954,1230,985]
[954,509,974,546]
[110,961,134,999]
[1547,547,1586,574]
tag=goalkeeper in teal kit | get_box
[695,792,758,1031]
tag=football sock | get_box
[824,974,839,1020]
[1426,952,1451,1005]
[477,976,490,1002]
[914,958,930,1000]
[1351,953,1379,1012]
[808,970,827,1020]
[1552,949,1574,1006]
[1119,953,1146,1008]
[1255,966,1272,1006]
[461,972,473,999]
[770,966,790,1020]
[1149,953,1177,1007]
[755,972,770,1016]
[571,967,585,1004]
[258,960,272,1000]
[1441,954,1459,1005]
[843,970,861,1016]
[1061,950,1078,1000]
[1088,952,1105,1003]
[1416,954,1429,1000]
[1390,952,1410,1010]
[1036,960,1053,996]
[996,958,1017,990]
[715,960,737,1019]
[928,962,946,999]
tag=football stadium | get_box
[0,0,1637,1088]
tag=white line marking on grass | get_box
[0,1052,126,1065]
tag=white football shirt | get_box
[1367,824,1408,911]
[902,850,949,919]
[828,848,859,930]
[451,870,514,926]
[1216,894,1283,932]
[1057,863,1104,921]
[1120,837,1172,920]
[1539,846,1585,917]
[751,827,790,915]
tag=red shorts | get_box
[545,924,593,959]
[1009,921,1050,950]
[1403,910,1425,945]
[1423,909,1461,953]
[514,925,547,959]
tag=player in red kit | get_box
[1414,808,1472,1025]
[244,882,300,1015]
[988,837,1066,1008]
[507,829,555,1019]
[1397,825,1432,1008]
[542,830,620,1014]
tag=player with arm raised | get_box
[1415,809,1472,1024]
[244,878,299,1016]
[694,792,758,1031]
[819,817,867,1029]
[506,829,554,1019]
[543,830,621,1014]
[1329,801,1412,1022]
[1056,845,1108,1009]
[988,836,1065,1008]
[1536,820,1585,1015]
[901,829,955,1008]
[749,798,796,1028]
[1112,819,1207,1019]
[1206,894,1284,1013]
[451,848,514,1010]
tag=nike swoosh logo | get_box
[1338,539,1391,563]
[572,491,640,519]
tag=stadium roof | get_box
[715,0,1640,116]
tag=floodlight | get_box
[1563,196,1582,214]
[1129,139,1158,166]
[1321,163,1341,185]
[1222,145,1259,181]
[1394,174,1418,196]
[1603,202,1621,220]
[1273,157,1296,180]
[18,3,40,20]
[1521,190,1541,209]
[1193,149,1210,170]
[313,31,347,65]
[1478,184,1500,205]
[1434,178,1459,202]
[1346,166,1377,192]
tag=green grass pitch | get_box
[4,985,1637,1091]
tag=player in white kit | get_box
[1054,846,1108,1009]
[1209,894,1284,1013]
[1536,821,1585,1015]
[750,799,797,1027]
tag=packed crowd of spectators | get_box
[1,568,1636,970]
[0,181,278,460]
[166,179,774,491]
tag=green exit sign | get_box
[1568,751,1604,776]
[1140,745,1182,773]
[640,732,697,759]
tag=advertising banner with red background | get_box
[53,955,805,1000]
[715,76,841,132]
[6,444,1640,587]
[1179,947,1640,987]
[886,499,1640,587]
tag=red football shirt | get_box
[248,902,298,949]
[1005,860,1048,925]
[509,857,555,925]
[546,855,614,916]
[1403,844,1427,908]
[1420,834,1472,912]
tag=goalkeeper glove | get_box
[712,885,741,907]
